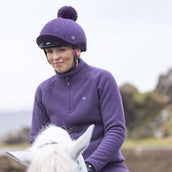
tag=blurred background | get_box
[0,0,172,171]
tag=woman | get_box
[30,6,129,172]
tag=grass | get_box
[122,137,172,148]
[0,143,29,149]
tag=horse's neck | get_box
[78,155,88,172]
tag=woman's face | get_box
[45,45,81,73]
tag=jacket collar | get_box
[55,59,87,83]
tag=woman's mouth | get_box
[54,62,64,66]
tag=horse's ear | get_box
[5,150,32,166]
[69,124,95,160]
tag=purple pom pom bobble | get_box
[57,6,78,21]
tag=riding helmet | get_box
[36,6,87,52]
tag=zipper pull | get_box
[67,81,70,86]
[66,76,70,86]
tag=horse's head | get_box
[5,124,95,172]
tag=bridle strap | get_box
[38,142,58,149]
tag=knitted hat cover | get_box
[36,6,87,52]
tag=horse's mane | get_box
[28,125,80,172]
[28,144,80,172]
[32,124,72,148]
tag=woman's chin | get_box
[55,68,67,73]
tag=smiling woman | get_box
[30,6,129,172]
[45,46,81,73]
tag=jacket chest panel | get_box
[44,79,100,125]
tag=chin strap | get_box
[64,46,79,74]
[73,49,80,70]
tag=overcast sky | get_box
[0,0,172,111]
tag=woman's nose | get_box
[52,52,60,60]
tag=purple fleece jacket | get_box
[30,59,127,172]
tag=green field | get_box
[123,137,172,148]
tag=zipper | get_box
[66,76,72,112]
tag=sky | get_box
[0,0,172,111]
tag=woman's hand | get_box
[85,162,95,172]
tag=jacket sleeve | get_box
[85,71,126,171]
[30,85,50,145]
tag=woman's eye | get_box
[46,49,52,53]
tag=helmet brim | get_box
[36,35,71,49]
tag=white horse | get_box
[5,124,94,172]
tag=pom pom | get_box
[57,6,78,21]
